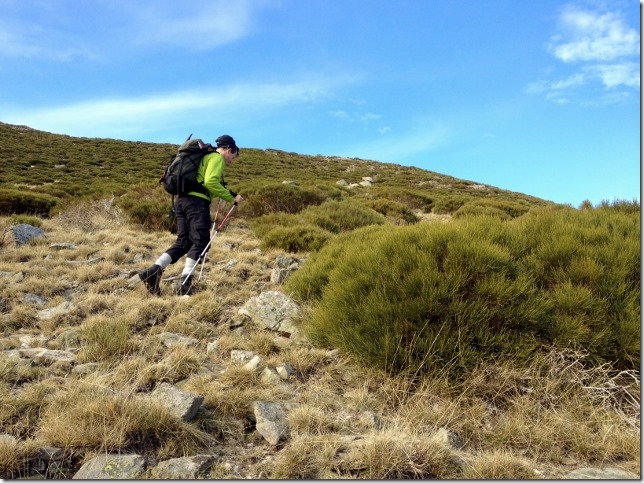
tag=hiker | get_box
[139,134,243,296]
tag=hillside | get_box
[0,121,551,213]
[0,123,639,479]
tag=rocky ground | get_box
[0,213,639,479]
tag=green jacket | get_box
[189,152,235,203]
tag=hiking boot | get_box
[176,274,193,296]
[138,264,163,295]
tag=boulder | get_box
[149,455,217,479]
[9,224,46,246]
[73,454,145,479]
[563,467,639,479]
[149,383,203,422]
[253,401,289,445]
[238,291,300,335]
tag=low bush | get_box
[452,203,510,220]
[286,206,640,378]
[453,199,531,220]
[432,195,468,214]
[369,187,434,212]
[365,199,419,225]
[262,224,331,253]
[9,215,43,227]
[236,182,329,217]
[117,181,173,232]
[0,189,59,217]
[301,199,386,234]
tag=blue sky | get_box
[0,0,640,207]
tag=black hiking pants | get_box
[165,195,212,263]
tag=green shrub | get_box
[453,203,510,220]
[251,212,302,238]
[236,182,328,217]
[301,199,386,234]
[366,199,419,225]
[9,215,43,227]
[432,195,467,214]
[454,199,531,220]
[262,224,331,253]
[369,187,434,212]
[286,207,640,378]
[0,189,59,217]
[118,182,173,232]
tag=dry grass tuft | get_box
[36,383,213,455]
[0,436,21,478]
[55,197,127,233]
[269,434,341,479]
[333,429,462,479]
[462,449,537,479]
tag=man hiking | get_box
[139,134,243,296]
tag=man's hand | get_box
[234,194,244,204]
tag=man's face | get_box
[223,147,239,165]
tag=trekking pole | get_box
[198,200,223,280]
[182,202,237,284]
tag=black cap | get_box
[216,134,238,152]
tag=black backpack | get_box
[160,135,214,196]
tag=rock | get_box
[563,467,640,479]
[73,454,145,479]
[220,259,238,272]
[9,224,45,246]
[276,362,296,380]
[253,401,289,445]
[30,446,66,475]
[336,179,349,186]
[72,362,102,375]
[149,454,216,479]
[270,255,303,284]
[243,355,262,372]
[37,301,74,320]
[158,332,198,348]
[149,383,203,422]
[23,293,47,306]
[18,334,48,348]
[49,242,77,250]
[238,291,300,335]
[54,327,82,349]
[206,340,219,355]
[230,350,255,363]
[18,348,76,364]
[260,367,282,384]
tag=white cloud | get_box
[0,17,95,61]
[590,62,640,88]
[0,0,269,60]
[126,0,262,50]
[550,73,586,90]
[529,5,639,105]
[551,7,639,62]
[3,78,347,138]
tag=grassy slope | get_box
[0,122,638,479]
[0,121,551,209]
